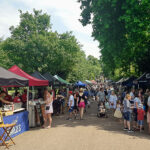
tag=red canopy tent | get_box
[9,65,49,86]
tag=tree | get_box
[78,0,150,80]
[2,10,81,79]
[1,9,102,82]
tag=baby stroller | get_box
[97,102,108,118]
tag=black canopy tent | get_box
[43,72,61,86]
[0,67,29,87]
[122,76,137,87]
[137,73,150,87]
[31,71,47,80]
[0,67,29,110]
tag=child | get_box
[100,102,105,114]
[114,101,122,119]
[137,104,145,132]
[97,102,106,118]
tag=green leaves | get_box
[0,9,102,82]
[79,0,150,80]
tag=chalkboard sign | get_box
[35,103,44,126]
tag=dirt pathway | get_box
[1,101,150,150]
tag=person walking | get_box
[109,91,117,110]
[78,88,87,120]
[43,88,53,129]
[96,88,105,105]
[67,91,74,120]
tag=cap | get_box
[139,104,143,108]
[69,91,73,94]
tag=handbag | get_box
[46,106,50,110]
[114,110,122,118]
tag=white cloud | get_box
[0,0,100,58]
[0,1,20,37]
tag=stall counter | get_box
[0,110,29,138]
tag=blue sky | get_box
[0,0,100,58]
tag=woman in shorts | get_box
[43,88,53,129]
[78,88,87,120]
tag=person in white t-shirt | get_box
[109,91,117,109]
[66,91,74,120]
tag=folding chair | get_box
[0,113,16,149]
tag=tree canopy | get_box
[0,9,102,82]
[78,0,150,80]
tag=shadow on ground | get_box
[30,101,150,140]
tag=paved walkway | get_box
[1,102,150,150]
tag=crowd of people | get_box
[95,85,150,134]
[39,85,150,134]
[1,84,150,135]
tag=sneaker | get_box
[128,130,134,133]
[66,118,72,120]
[123,128,128,131]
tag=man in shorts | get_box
[66,91,74,120]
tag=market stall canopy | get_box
[54,75,70,85]
[137,73,150,82]
[43,72,56,82]
[0,67,29,87]
[31,71,47,80]
[122,76,137,86]
[85,80,92,84]
[9,65,49,86]
[75,81,86,87]
[43,72,61,86]
[116,78,125,84]
[137,73,150,86]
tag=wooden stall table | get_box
[0,123,16,149]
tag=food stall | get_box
[0,67,29,138]
[9,65,49,127]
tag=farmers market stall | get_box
[0,67,29,138]
[9,65,49,128]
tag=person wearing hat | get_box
[66,91,74,120]
[137,103,145,132]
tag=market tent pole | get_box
[27,87,29,111]
[67,87,69,97]
[32,86,35,100]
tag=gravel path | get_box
[1,101,150,150]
